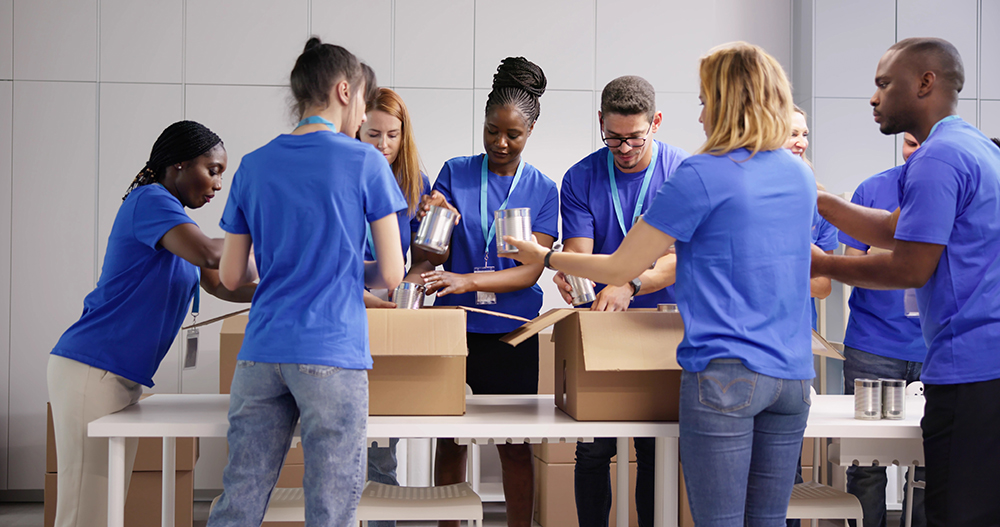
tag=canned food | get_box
[880,379,906,420]
[391,282,424,309]
[413,205,457,255]
[854,379,882,420]
[495,208,532,254]
[657,303,679,313]
[565,274,596,306]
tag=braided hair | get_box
[123,121,222,201]
[484,57,546,126]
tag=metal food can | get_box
[854,379,882,420]
[391,282,424,309]
[880,378,906,420]
[495,208,532,254]
[565,274,596,306]
[413,205,457,255]
[657,303,679,313]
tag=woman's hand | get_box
[418,191,461,224]
[363,289,396,309]
[500,235,548,265]
[552,271,575,305]
[421,270,475,297]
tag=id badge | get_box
[903,288,920,318]
[474,266,496,305]
[184,328,199,369]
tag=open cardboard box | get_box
[220,306,523,416]
[502,308,843,422]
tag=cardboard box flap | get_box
[579,311,684,371]
[367,308,467,357]
[500,308,578,346]
[811,330,845,360]
[220,313,249,334]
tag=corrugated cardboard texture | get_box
[534,458,637,527]
[811,330,845,360]
[46,403,199,473]
[275,463,303,488]
[45,470,194,527]
[219,315,248,394]
[369,356,466,415]
[538,331,555,395]
[578,312,683,371]
[502,309,575,347]
[366,308,467,357]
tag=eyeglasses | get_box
[601,123,653,149]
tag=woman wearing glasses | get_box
[504,43,815,525]
[419,56,558,527]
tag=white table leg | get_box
[162,437,176,527]
[406,438,433,487]
[108,437,126,527]
[617,437,629,527]
[654,437,679,527]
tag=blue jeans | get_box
[680,359,812,527]
[367,438,399,527]
[574,437,655,527]
[208,361,369,527]
[843,346,925,527]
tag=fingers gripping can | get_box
[566,274,596,306]
[391,282,424,309]
[413,205,457,255]
[495,208,532,253]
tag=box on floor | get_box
[534,456,638,527]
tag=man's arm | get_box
[817,191,899,250]
[811,240,944,290]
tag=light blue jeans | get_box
[680,359,812,527]
[367,438,399,527]
[207,360,368,527]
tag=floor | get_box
[0,501,904,527]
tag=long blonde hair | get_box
[697,42,793,157]
[370,88,425,216]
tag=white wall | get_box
[1,0,817,491]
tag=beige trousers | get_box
[47,354,143,527]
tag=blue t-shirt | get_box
[560,140,690,307]
[894,117,1000,384]
[364,172,432,263]
[839,166,925,363]
[51,184,199,387]
[220,131,406,369]
[432,155,559,333]
[810,210,840,329]
[642,148,815,380]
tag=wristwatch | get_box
[630,277,642,297]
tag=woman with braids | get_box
[47,120,255,527]
[208,38,404,526]
[504,43,815,525]
[420,56,558,527]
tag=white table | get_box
[89,393,925,527]
[89,394,681,527]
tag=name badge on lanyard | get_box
[478,154,525,305]
[608,141,659,237]
[183,269,201,370]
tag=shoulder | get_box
[655,140,692,163]
[860,165,903,191]
[522,162,557,191]
[131,184,183,210]
[563,149,606,182]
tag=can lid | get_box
[855,378,881,387]
[878,378,906,387]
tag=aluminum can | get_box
[880,378,906,420]
[854,379,882,420]
[566,274,596,306]
[391,282,424,310]
[413,205,457,255]
[495,208,532,254]
[657,303,679,313]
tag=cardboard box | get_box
[45,470,194,527]
[536,438,637,464]
[538,330,555,395]
[534,457,637,527]
[221,308,471,416]
[275,463,304,488]
[504,309,845,422]
[46,402,199,473]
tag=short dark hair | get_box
[601,76,656,121]
[484,57,547,125]
[992,137,1000,149]
[290,37,363,120]
[361,63,379,111]
[890,37,965,93]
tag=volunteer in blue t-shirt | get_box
[839,132,926,527]
[506,42,815,525]
[47,120,255,527]
[558,75,689,527]
[209,40,405,526]
[420,57,558,527]
[813,38,1000,526]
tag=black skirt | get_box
[465,332,539,395]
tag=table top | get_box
[88,393,923,440]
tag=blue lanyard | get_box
[192,268,200,317]
[296,115,337,133]
[365,222,376,260]
[927,115,960,140]
[607,141,659,237]
[481,154,525,260]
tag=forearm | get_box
[635,254,677,295]
[813,253,921,290]
[466,263,545,294]
[404,260,435,282]
[201,269,256,303]
[810,277,832,299]
[817,192,897,250]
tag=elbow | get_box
[219,266,243,291]
[198,242,222,269]
[383,267,404,291]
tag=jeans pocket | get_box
[236,360,256,368]
[802,379,813,406]
[298,363,341,378]
[697,361,757,413]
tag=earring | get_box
[176,165,182,170]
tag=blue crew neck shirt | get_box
[364,172,432,262]
[51,184,199,387]
[431,155,559,333]
[560,140,690,307]
[220,131,406,369]
[811,209,839,329]
[840,166,925,363]
[642,148,815,380]
[894,117,1000,385]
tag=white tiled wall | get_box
[812,97,896,195]
[393,0,475,89]
[814,0,896,99]
[12,0,98,82]
[312,0,393,85]
[0,1,11,80]
[982,0,1000,100]
[0,81,11,489]
[395,88,477,181]
[982,100,1000,138]
[897,0,979,99]
[99,0,183,84]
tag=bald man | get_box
[811,38,1000,526]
